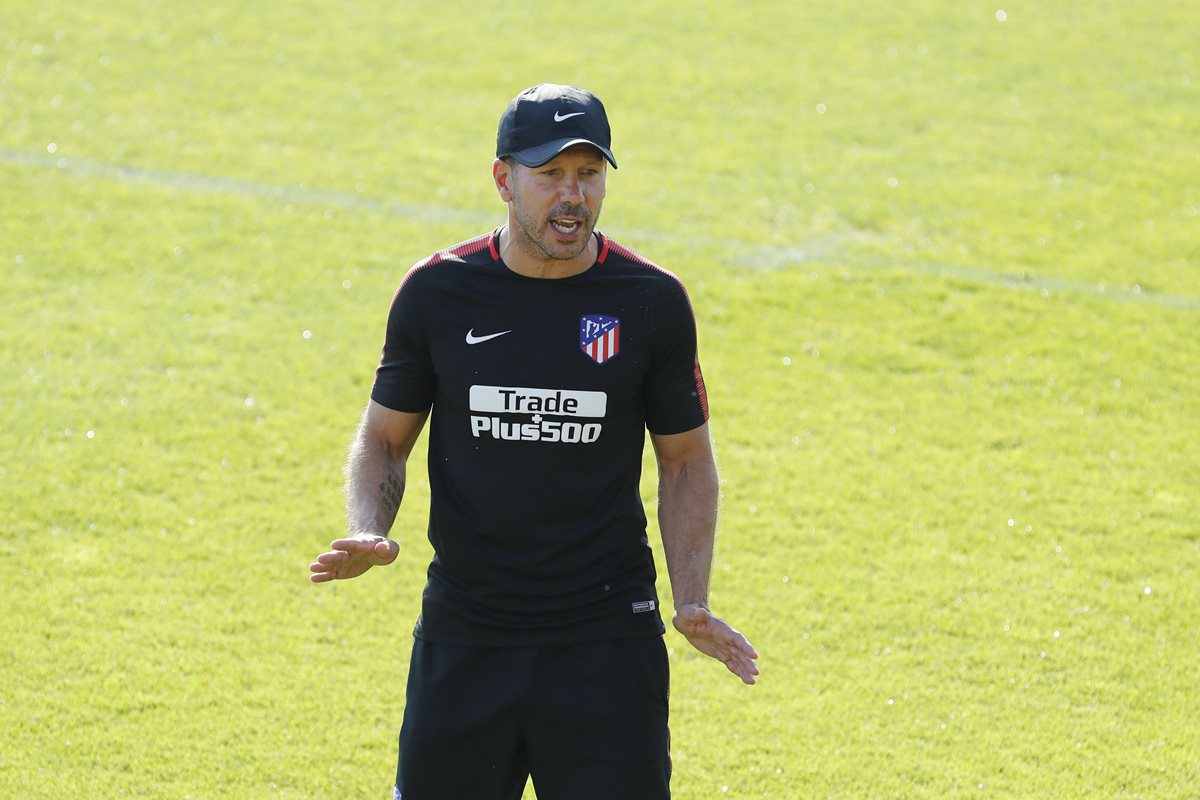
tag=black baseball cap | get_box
[496,83,618,169]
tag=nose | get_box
[559,175,584,203]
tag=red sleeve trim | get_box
[444,229,498,260]
[391,229,498,300]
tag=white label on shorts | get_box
[632,600,657,614]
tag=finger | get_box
[315,550,350,564]
[710,619,758,658]
[309,559,342,578]
[707,626,759,676]
[726,655,760,685]
[369,538,399,564]
[737,653,762,675]
[330,537,378,552]
[724,631,759,660]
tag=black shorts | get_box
[394,636,671,800]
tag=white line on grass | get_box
[3,148,1196,311]
[0,148,493,225]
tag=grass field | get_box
[3,1,1198,797]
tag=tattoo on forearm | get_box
[378,464,405,516]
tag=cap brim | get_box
[505,138,618,169]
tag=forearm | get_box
[657,459,720,609]
[344,417,408,536]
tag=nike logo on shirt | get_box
[554,111,585,122]
[465,329,512,345]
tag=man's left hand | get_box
[672,604,760,685]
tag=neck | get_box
[498,223,598,279]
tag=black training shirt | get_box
[371,228,709,646]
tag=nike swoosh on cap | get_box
[553,111,585,122]
[465,329,512,345]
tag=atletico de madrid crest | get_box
[580,314,620,364]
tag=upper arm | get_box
[645,278,708,436]
[362,399,429,460]
[650,423,715,477]
[372,266,437,413]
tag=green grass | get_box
[3,1,1198,797]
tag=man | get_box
[309,83,758,800]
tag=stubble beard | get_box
[510,192,603,263]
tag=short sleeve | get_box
[370,267,437,412]
[644,278,709,435]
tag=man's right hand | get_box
[308,534,399,583]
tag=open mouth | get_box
[550,218,582,235]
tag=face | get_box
[495,145,607,264]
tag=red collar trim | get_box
[596,232,610,264]
[489,228,501,261]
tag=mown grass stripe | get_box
[4,146,1197,312]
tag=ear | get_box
[493,158,515,203]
